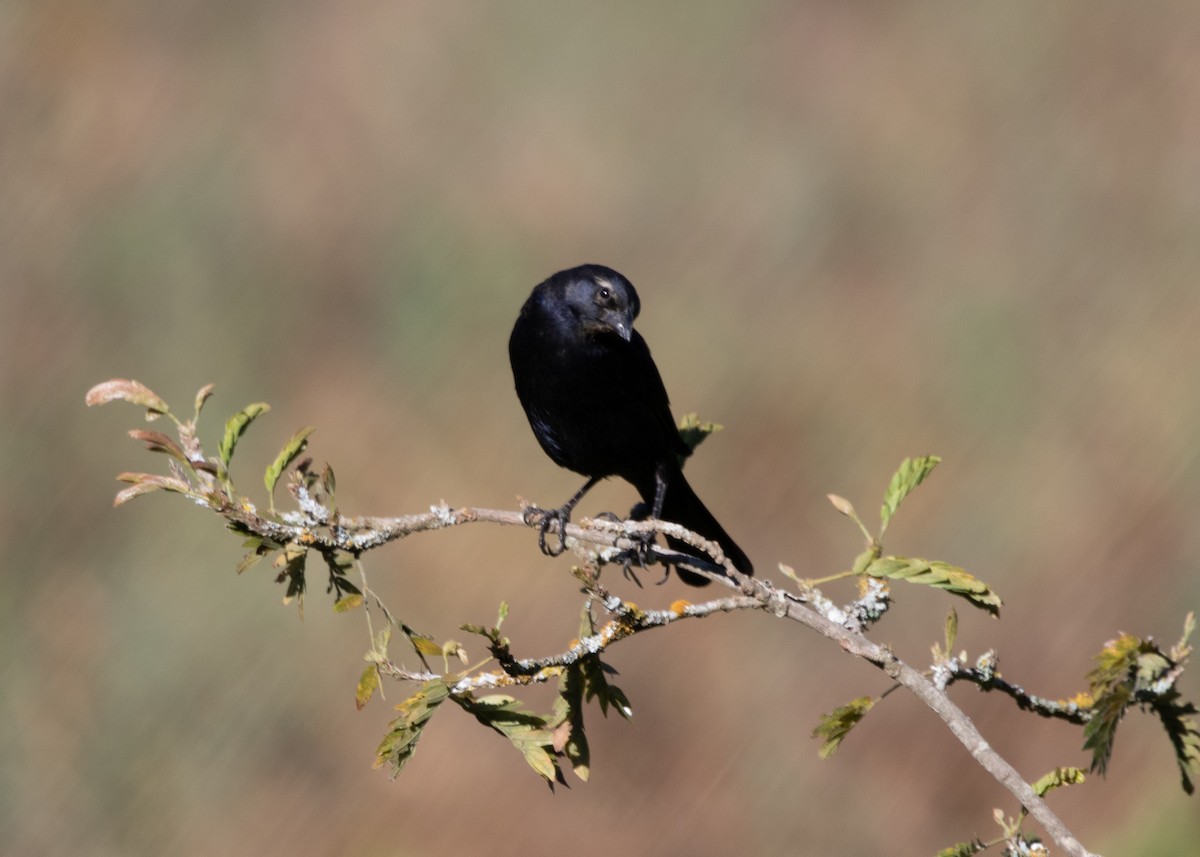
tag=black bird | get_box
[508,264,752,585]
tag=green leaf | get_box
[1087,633,1144,693]
[374,679,450,775]
[265,426,314,500]
[410,634,444,657]
[1083,683,1130,777]
[321,462,336,494]
[564,733,589,781]
[334,593,364,613]
[458,694,560,783]
[863,556,1001,616]
[570,609,633,720]
[496,601,509,630]
[604,685,634,720]
[371,626,392,661]
[879,455,941,535]
[276,547,307,615]
[677,412,723,456]
[85,379,169,415]
[936,840,987,857]
[236,549,267,574]
[1156,691,1200,795]
[813,696,875,759]
[944,608,959,654]
[851,548,877,575]
[219,403,270,468]
[1088,626,1200,794]
[356,664,381,710]
[1031,766,1085,797]
[1083,633,1146,777]
[555,660,592,781]
[522,744,560,782]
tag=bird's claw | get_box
[524,505,570,557]
[628,528,657,565]
[617,528,670,585]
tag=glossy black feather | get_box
[509,264,752,584]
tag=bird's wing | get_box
[623,330,691,460]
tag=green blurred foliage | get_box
[3,2,1199,855]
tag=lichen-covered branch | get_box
[90,380,1200,857]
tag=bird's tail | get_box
[639,468,753,586]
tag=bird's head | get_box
[555,264,640,342]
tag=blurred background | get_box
[3,2,1199,855]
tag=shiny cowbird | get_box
[508,264,752,585]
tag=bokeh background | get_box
[4,3,1200,855]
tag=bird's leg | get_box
[524,476,600,557]
[651,461,669,519]
[618,462,671,573]
[580,511,648,583]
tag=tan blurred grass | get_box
[3,3,1200,855]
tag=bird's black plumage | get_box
[508,264,752,584]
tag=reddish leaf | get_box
[85,379,168,413]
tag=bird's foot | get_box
[628,528,659,567]
[523,505,570,557]
[616,524,671,585]
[620,552,670,586]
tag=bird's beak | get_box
[607,307,635,342]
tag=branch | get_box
[97,381,1199,857]
[744,580,1098,857]
[936,653,1091,725]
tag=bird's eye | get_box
[598,287,611,301]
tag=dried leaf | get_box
[827,494,856,518]
[128,429,186,461]
[113,475,192,507]
[85,379,169,414]
[193,383,216,417]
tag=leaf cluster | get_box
[1083,615,1199,793]
[374,604,632,785]
[87,379,356,615]
[812,457,1002,758]
[824,456,1003,617]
